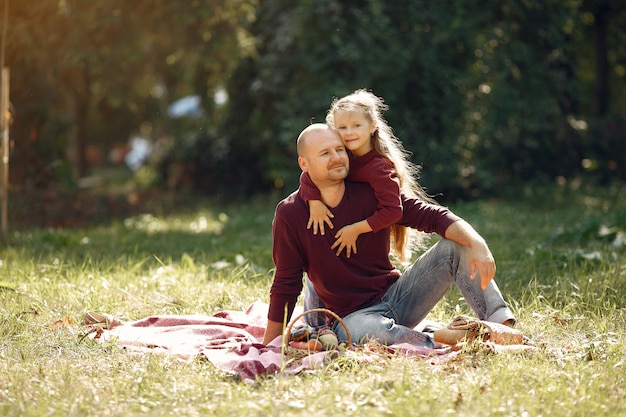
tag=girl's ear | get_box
[370,120,377,134]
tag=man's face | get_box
[298,128,349,184]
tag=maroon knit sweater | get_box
[268,182,460,323]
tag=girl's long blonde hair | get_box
[326,89,435,262]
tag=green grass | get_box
[1,184,625,417]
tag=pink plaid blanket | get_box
[83,302,530,381]
[83,302,350,381]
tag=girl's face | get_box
[333,110,376,157]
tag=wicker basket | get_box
[285,308,352,348]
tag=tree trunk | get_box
[74,91,89,178]
[68,62,91,178]
[592,3,609,118]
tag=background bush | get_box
[4,0,625,201]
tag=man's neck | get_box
[319,181,346,208]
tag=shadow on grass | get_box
[4,191,278,279]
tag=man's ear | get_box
[298,156,307,172]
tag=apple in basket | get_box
[317,328,339,350]
[290,339,324,351]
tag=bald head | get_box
[296,123,349,186]
[297,123,340,157]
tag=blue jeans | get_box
[303,239,515,347]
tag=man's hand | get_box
[467,239,496,289]
[444,219,496,289]
[307,200,334,235]
[262,320,285,345]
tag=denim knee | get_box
[335,313,390,344]
[432,238,460,260]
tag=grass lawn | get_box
[1,183,625,416]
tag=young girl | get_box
[300,89,433,262]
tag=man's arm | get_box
[444,219,495,289]
[264,199,306,345]
[262,320,284,345]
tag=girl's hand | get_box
[307,200,334,235]
[331,224,361,258]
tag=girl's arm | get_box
[300,172,334,235]
[357,158,403,232]
[332,157,402,257]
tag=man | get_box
[261,124,515,347]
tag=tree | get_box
[216,0,625,199]
[4,0,624,198]
[4,0,254,184]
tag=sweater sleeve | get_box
[356,158,403,233]
[398,197,461,237]
[298,172,321,203]
[268,203,306,323]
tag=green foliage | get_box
[5,0,255,183]
[214,0,626,199]
[4,0,626,198]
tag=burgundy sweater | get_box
[268,182,461,323]
[300,150,402,232]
